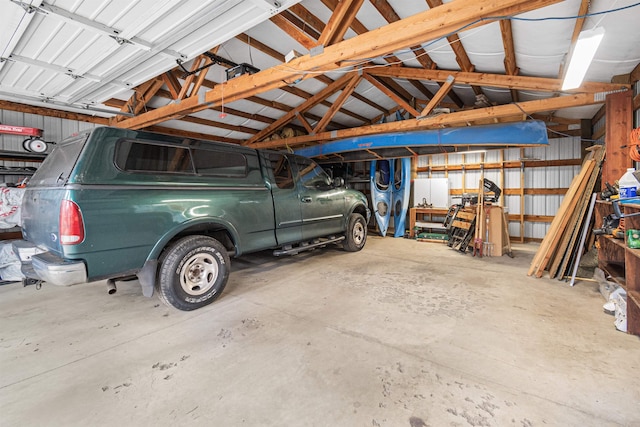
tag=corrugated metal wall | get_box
[417,137,581,240]
[0,109,97,184]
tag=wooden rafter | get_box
[279,9,321,40]
[251,93,601,150]
[364,73,421,117]
[105,98,261,135]
[365,67,629,94]
[500,20,518,76]
[161,71,182,100]
[289,4,326,35]
[369,0,449,108]
[296,111,314,134]
[425,0,483,97]
[419,75,455,117]
[0,100,109,124]
[315,74,386,114]
[557,0,590,80]
[244,73,357,145]
[186,72,329,126]
[236,26,378,123]
[177,55,206,100]
[235,34,284,62]
[378,75,415,104]
[146,125,241,144]
[314,73,362,133]
[270,13,317,50]
[114,77,164,122]
[317,0,364,47]
[499,19,520,102]
[106,91,277,127]
[113,0,565,131]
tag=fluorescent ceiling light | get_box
[561,27,605,91]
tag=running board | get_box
[273,236,345,256]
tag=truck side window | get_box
[266,153,294,189]
[295,157,330,189]
[193,149,247,177]
[115,140,193,174]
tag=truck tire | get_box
[343,213,367,252]
[157,235,230,311]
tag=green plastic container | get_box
[627,229,640,249]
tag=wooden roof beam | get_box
[245,73,356,144]
[177,54,206,100]
[251,93,601,150]
[370,0,438,71]
[161,71,182,100]
[558,0,590,79]
[364,73,421,117]
[426,0,483,97]
[107,91,279,127]
[236,29,371,124]
[314,73,362,133]
[317,0,364,47]
[189,49,218,99]
[113,0,564,130]
[366,67,630,93]
[323,0,436,111]
[147,125,241,144]
[419,75,455,117]
[499,19,520,102]
[236,34,284,62]
[278,9,321,40]
[173,69,345,127]
[270,13,317,50]
[371,0,465,108]
[0,100,109,124]
[289,4,326,35]
[114,77,164,122]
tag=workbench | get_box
[409,207,449,238]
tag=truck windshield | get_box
[27,133,89,187]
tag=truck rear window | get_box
[28,133,88,187]
[115,139,247,177]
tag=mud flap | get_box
[137,260,157,297]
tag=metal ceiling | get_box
[0,0,639,150]
[0,0,300,114]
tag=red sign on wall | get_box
[0,125,43,137]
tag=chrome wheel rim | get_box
[352,221,365,245]
[179,253,218,296]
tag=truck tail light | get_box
[59,200,85,245]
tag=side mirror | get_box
[333,177,345,187]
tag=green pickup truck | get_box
[15,127,370,311]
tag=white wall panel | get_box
[415,135,582,240]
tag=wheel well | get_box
[352,204,368,219]
[169,224,235,253]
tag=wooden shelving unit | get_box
[595,200,640,335]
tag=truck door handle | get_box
[301,196,312,203]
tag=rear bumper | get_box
[13,241,87,286]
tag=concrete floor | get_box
[1,237,639,426]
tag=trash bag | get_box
[0,242,23,281]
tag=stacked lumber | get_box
[528,145,605,279]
